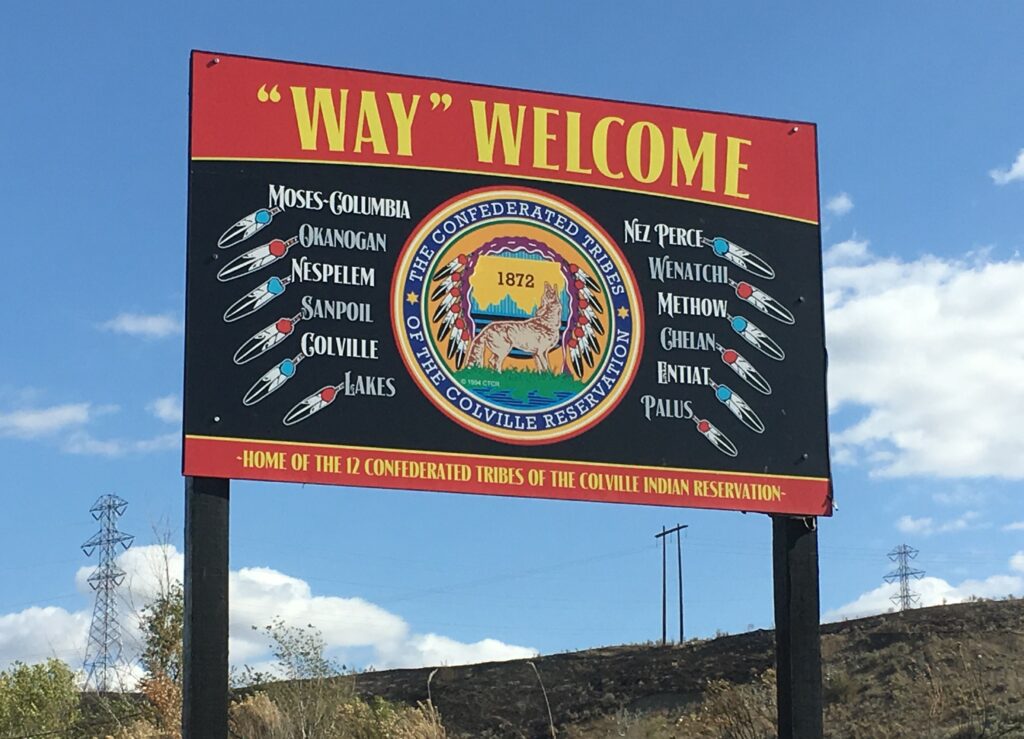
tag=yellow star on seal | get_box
[617,306,629,319]
[406,292,419,305]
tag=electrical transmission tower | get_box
[81,494,134,691]
[884,544,925,611]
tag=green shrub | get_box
[0,659,80,735]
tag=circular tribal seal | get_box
[392,187,644,444]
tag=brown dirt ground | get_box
[351,599,1024,738]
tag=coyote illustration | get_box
[467,282,562,373]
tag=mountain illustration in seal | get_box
[429,243,607,413]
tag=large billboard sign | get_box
[184,51,831,515]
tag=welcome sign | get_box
[184,51,831,515]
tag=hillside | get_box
[351,599,1024,738]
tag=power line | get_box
[81,494,133,692]
[378,544,650,603]
[884,544,925,611]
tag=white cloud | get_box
[1003,522,1024,532]
[822,238,869,269]
[100,313,182,339]
[825,192,854,216]
[1011,552,1024,574]
[228,567,410,664]
[936,512,982,533]
[0,403,94,438]
[896,511,981,536]
[63,431,178,457]
[0,607,90,668]
[134,434,180,453]
[896,515,933,535]
[228,564,536,670]
[64,431,124,457]
[990,149,1024,185]
[380,634,537,670]
[0,397,177,457]
[87,544,185,605]
[825,244,1024,478]
[824,552,1024,621]
[3,545,535,685]
[932,487,986,507]
[148,395,182,424]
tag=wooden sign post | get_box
[183,477,230,738]
[773,515,823,738]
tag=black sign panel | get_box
[185,52,830,514]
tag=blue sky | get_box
[1,2,1023,677]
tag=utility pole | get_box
[82,494,134,692]
[676,526,684,642]
[884,544,925,611]
[660,526,666,645]
[655,523,688,644]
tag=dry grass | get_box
[565,603,1024,739]
[334,697,446,739]
[230,692,293,738]
[568,669,776,739]
[99,693,446,739]
[87,599,1024,738]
